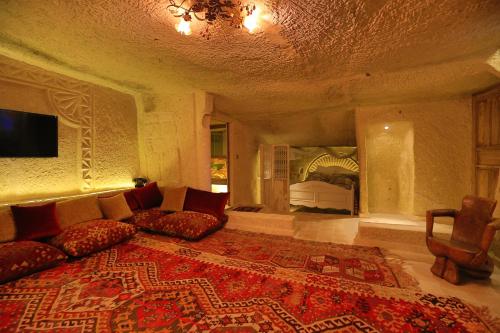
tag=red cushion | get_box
[0,241,67,284]
[11,202,62,241]
[129,208,167,226]
[183,187,229,220]
[124,190,140,210]
[137,211,223,241]
[49,219,137,257]
[133,182,163,209]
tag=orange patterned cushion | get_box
[0,241,67,284]
[138,211,224,240]
[49,219,137,257]
[128,208,168,227]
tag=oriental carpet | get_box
[0,229,498,332]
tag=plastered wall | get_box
[139,92,212,191]
[212,112,260,206]
[0,55,139,203]
[249,108,356,147]
[356,98,473,216]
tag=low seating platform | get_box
[225,209,295,237]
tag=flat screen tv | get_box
[0,109,58,157]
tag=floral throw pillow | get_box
[127,208,168,228]
[0,241,67,284]
[49,219,137,257]
[140,211,224,241]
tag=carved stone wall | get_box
[356,98,473,216]
[0,55,139,202]
[139,92,212,190]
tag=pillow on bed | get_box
[98,193,134,221]
[138,211,224,241]
[133,182,163,209]
[49,219,137,257]
[160,186,187,212]
[183,188,228,220]
[56,195,103,229]
[11,202,62,241]
[0,241,67,284]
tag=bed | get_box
[290,152,359,215]
[290,180,355,215]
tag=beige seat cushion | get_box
[0,208,16,242]
[56,195,103,229]
[160,186,187,212]
[98,193,133,221]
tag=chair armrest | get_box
[479,218,500,252]
[488,219,500,230]
[426,209,458,238]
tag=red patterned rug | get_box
[0,229,498,332]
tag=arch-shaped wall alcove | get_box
[366,121,415,215]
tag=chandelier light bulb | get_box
[176,19,192,35]
[167,1,265,38]
[243,7,260,33]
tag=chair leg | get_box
[442,260,460,285]
[431,257,446,277]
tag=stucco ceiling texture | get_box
[0,0,499,119]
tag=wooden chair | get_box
[426,195,499,284]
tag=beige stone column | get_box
[194,91,214,191]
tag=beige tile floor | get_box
[253,212,500,317]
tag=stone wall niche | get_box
[366,122,415,215]
[356,99,472,217]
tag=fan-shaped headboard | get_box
[304,154,359,181]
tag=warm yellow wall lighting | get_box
[0,187,134,208]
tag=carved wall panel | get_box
[48,89,94,189]
[0,55,139,204]
[0,56,94,190]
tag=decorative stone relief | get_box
[0,57,94,190]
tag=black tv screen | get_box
[0,109,58,157]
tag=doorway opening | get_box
[210,122,229,194]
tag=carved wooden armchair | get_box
[426,195,499,284]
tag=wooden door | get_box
[473,84,500,217]
[260,144,290,212]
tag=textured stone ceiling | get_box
[0,0,499,121]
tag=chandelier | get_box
[167,0,259,38]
